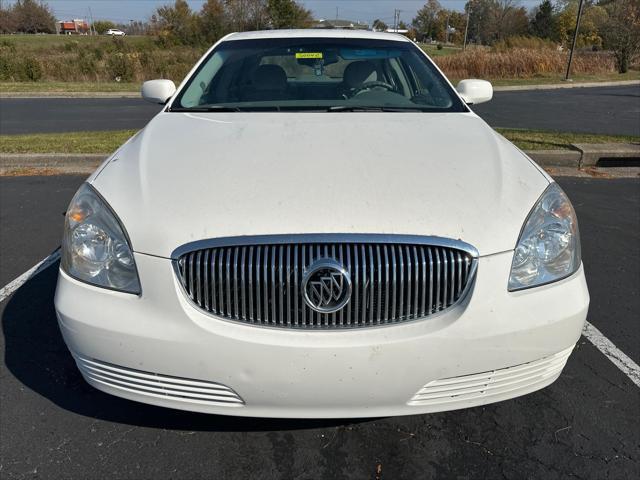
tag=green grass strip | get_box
[496,128,639,151]
[0,128,637,154]
[0,130,138,153]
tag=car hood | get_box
[91,111,549,258]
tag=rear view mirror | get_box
[456,79,493,105]
[141,79,177,105]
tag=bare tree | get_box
[225,0,269,31]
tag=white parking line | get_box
[0,250,61,304]
[0,251,639,389]
[582,321,640,388]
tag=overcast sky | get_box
[35,0,543,25]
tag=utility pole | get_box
[564,0,585,81]
[445,12,450,44]
[393,9,402,32]
[88,6,95,35]
[336,6,338,20]
[463,7,471,51]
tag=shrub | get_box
[0,55,15,80]
[0,39,17,53]
[76,50,98,79]
[93,47,105,61]
[437,44,443,50]
[105,52,136,81]
[63,40,80,52]
[21,56,42,81]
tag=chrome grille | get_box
[175,236,477,329]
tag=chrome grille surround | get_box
[173,234,478,329]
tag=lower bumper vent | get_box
[408,347,573,406]
[73,354,244,407]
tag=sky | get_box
[22,0,543,25]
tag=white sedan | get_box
[105,29,126,36]
[55,30,589,418]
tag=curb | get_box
[2,146,638,173]
[1,80,637,99]
[0,153,106,174]
[493,79,640,92]
[525,150,581,167]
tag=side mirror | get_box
[141,79,176,105]
[456,79,493,105]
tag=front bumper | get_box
[54,251,589,418]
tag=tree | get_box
[465,0,528,44]
[432,9,466,43]
[466,0,499,44]
[0,5,17,33]
[224,0,269,31]
[155,0,201,45]
[530,0,557,39]
[93,20,116,35]
[600,0,640,73]
[200,0,227,43]
[266,0,312,29]
[413,0,442,40]
[372,19,388,31]
[11,0,56,34]
[556,0,608,47]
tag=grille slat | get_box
[375,245,381,325]
[176,238,476,330]
[412,246,420,318]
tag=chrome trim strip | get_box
[171,234,479,260]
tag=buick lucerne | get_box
[54,30,589,418]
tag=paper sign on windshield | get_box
[295,52,323,59]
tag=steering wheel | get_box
[352,81,396,95]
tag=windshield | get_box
[172,37,467,112]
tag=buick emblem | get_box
[302,259,352,313]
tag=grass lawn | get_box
[0,81,140,93]
[1,128,637,155]
[0,33,153,50]
[418,43,461,57]
[485,70,640,87]
[0,130,138,154]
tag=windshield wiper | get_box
[327,106,425,112]
[169,106,242,112]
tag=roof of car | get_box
[224,29,412,43]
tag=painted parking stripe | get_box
[0,249,61,304]
[0,251,639,389]
[582,321,640,388]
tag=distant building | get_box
[56,19,89,35]
[311,19,369,30]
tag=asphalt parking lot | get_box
[0,174,638,479]
[1,85,639,135]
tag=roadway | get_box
[1,175,638,479]
[1,85,639,136]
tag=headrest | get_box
[343,61,377,88]
[252,64,287,91]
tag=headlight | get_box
[508,183,581,291]
[61,183,141,294]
